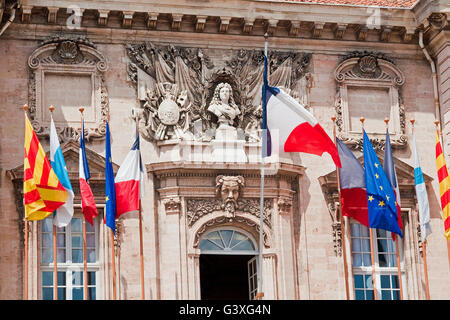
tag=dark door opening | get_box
[200,254,255,300]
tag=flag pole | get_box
[360,117,378,300]
[136,119,145,300]
[434,120,450,269]
[256,33,269,301]
[411,119,430,299]
[49,106,59,301]
[79,107,89,300]
[23,104,29,301]
[384,117,404,300]
[331,115,350,300]
[106,112,117,300]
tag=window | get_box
[350,222,403,300]
[199,229,258,255]
[40,214,99,300]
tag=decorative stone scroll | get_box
[186,198,273,228]
[334,52,407,151]
[126,42,312,143]
[28,35,110,142]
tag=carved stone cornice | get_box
[13,0,423,44]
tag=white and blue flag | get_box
[412,132,432,242]
[50,117,74,227]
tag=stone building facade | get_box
[0,0,449,300]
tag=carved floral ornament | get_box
[126,42,312,143]
[28,36,110,142]
[334,52,407,152]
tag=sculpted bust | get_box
[207,83,241,127]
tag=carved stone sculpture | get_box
[215,175,245,217]
[126,42,312,143]
[207,82,241,128]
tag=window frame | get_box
[39,208,102,300]
[349,218,405,300]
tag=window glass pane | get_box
[391,275,399,289]
[360,225,369,237]
[352,238,361,251]
[355,290,365,300]
[378,253,387,267]
[380,275,390,288]
[72,287,83,300]
[366,290,374,300]
[57,272,66,286]
[72,235,82,248]
[57,287,66,300]
[88,287,96,300]
[87,234,95,247]
[57,248,66,263]
[352,254,362,267]
[354,275,364,288]
[199,240,222,251]
[42,218,53,232]
[351,223,360,236]
[72,271,83,286]
[220,230,233,247]
[87,249,96,263]
[57,234,66,247]
[88,272,96,285]
[362,239,371,252]
[72,249,83,263]
[363,254,372,267]
[381,290,392,300]
[71,218,82,233]
[365,275,373,289]
[42,249,53,264]
[42,287,53,300]
[42,233,52,248]
[206,232,224,248]
[86,221,95,232]
[232,240,254,251]
[42,271,53,286]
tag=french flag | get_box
[336,138,369,227]
[115,127,145,217]
[263,85,341,168]
[79,120,98,225]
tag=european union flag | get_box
[105,121,117,233]
[363,130,402,237]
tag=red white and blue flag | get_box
[261,56,340,168]
[337,137,369,226]
[79,120,98,225]
[115,126,145,217]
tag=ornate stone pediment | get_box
[334,52,407,151]
[126,42,312,143]
[28,36,109,142]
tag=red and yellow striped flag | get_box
[23,113,68,220]
[436,132,450,239]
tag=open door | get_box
[247,256,258,300]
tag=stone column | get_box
[275,196,298,299]
[160,197,182,299]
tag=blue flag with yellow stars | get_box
[363,130,403,237]
[105,121,117,233]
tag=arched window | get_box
[199,229,258,255]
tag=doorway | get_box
[200,254,256,300]
[198,228,259,300]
